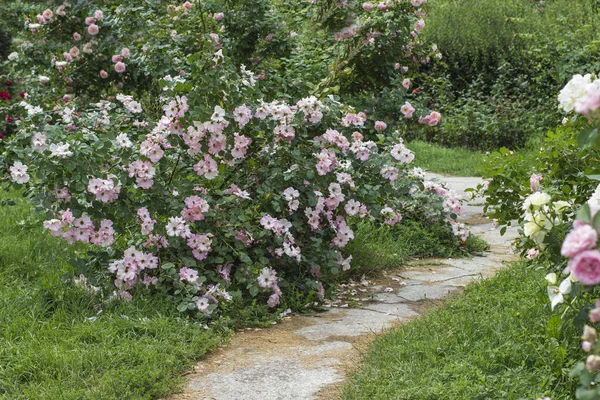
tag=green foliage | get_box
[342,262,580,399]
[479,124,600,263]
[347,219,487,275]
[419,0,600,150]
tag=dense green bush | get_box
[418,0,600,150]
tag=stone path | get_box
[168,174,519,400]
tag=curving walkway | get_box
[167,174,519,400]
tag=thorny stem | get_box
[167,154,182,185]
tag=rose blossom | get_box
[114,62,126,73]
[530,173,542,192]
[100,70,108,79]
[570,249,600,285]
[88,24,99,35]
[562,224,598,258]
[374,121,387,131]
[400,102,415,118]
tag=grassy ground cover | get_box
[407,141,486,177]
[348,220,487,274]
[0,192,226,400]
[0,186,480,399]
[342,262,580,399]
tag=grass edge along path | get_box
[0,192,227,400]
[341,262,580,400]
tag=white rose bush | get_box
[1,0,467,318]
[481,71,600,399]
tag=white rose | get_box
[558,74,593,112]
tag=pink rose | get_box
[214,12,224,21]
[362,2,373,10]
[530,173,542,192]
[85,17,96,25]
[88,24,99,35]
[400,102,415,118]
[427,111,441,126]
[562,224,598,258]
[526,248,539,259]
[374,121,387,131]
[73,32,81,41]
[112,55,123,63]
[121,48,130,58]
[114,62,126,73]
[402,78,411,90]
[571,249,600,285]
[99,70,108,79]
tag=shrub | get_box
[1,0,467,318]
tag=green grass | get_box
[407,140,486,177]
[0,192,226,400]
[347,220,487,275]
[342,262,580,400]
[0,189,489,399]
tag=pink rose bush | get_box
[1,1,457,318]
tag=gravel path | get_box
[167,174,519,400]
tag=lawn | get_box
[0,192,225,400]
[407,140,486,177]
[342,262,580,400]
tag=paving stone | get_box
[187,356,343,400]
[396,283,460,301]
[295,308,404,341]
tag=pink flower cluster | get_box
[194,154,219,180]
[341,112,367,127]
[87,176,121,202]
[390,142,415,164]
[296,96,325,123]
[44,211,114,246]
[314,148,338,175]
[562,222,600,285]
[137,207,156,235]
[128,160,156,189]
[187,233,213,260]
[400,102,415,118]
[257,267,281,307]
[181,196,210,222]
[418,111,442,126]
[109,246,158,290]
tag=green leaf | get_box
[576,387,600,400]
[576,203,592,224]
[239,253,252,264]
[593,211,600,231]
[161,262,175,270]
[587,175,600,182]
[177,303,189,312]
[577,128,598,148]
[249,286,259,297]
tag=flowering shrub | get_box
[482,72,600,399]
[1,1,464,317]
